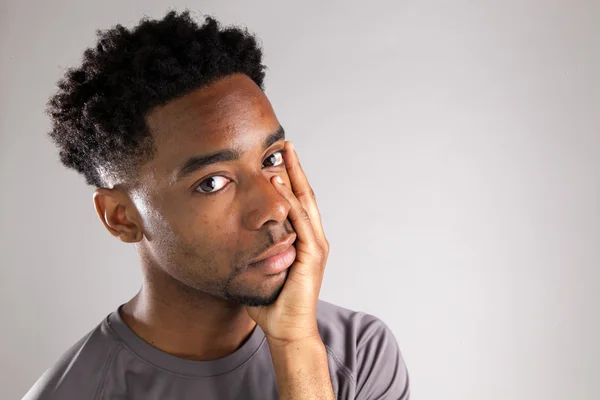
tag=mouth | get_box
[249,233,297,264]
[248,233,297,273]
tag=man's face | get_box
[134,73,295,307]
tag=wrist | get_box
[267,334,326,356]
[266,330,323,351]
[268,335,334,399]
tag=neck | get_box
[120,277,257,361]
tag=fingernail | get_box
[290,142,295,152]
[274,176,283,184]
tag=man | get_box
[25,9,410,400]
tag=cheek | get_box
[132,190,179,238]
[197,216,248,267]
[157,195,242,260]
[177,213,232,257]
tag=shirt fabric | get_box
[23,299,410,399]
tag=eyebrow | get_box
[175,126,286,182]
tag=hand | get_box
[244,141,330,347]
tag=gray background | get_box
[1,0,599,399]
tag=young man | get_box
[25,9,410,400]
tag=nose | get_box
[242,173,291,230]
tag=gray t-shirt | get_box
[23,299,410,399]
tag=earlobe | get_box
[123,226,144,243]
[119,228,144,243]
[92,188,143,242]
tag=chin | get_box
[225,272,287,307]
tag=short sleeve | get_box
[354,316,411,399]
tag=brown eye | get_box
[194,151,283,196]
[263,151,284,167]
[195,176,229,194]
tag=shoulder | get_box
[22,316,122,400]
[316,299,411,399]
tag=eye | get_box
[195,175,229,194]
[194,150,285,195]
[263,150,284,167]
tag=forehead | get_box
[142,74,280,182]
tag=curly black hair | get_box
[45,9,267,188]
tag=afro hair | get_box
[45,9,267,188]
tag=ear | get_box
[93,188,144,243]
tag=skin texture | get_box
[93,73,335,397]
[252,147,335,399]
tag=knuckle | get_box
[298,207,311,222]
[312,243,326,259]
[296,186,316,200]
[318,245,328,260]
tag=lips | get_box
[249,233,297,265]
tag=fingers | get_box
[271,175,323,258]
[281,141,328,249]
